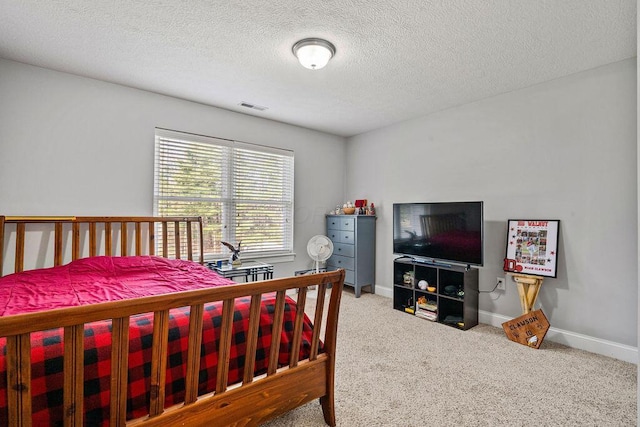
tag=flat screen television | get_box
[393,201,484,266]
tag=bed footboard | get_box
[0,271,344,426]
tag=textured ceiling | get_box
[0,1,636,137]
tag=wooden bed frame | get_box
[0,216,345,427]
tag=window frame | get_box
[153,128,294,261]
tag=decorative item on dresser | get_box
[0,215,345,426]
[325,215,376,298]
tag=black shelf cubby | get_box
[392,258,479,330]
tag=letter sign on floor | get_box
[501,309,550,349]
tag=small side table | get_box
[207,260,274,282]
[294,267,327,276]
[294,268,328,291]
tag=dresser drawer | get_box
[333,242,354,258]
[339,231,354,244]
[327,229,340,242]
[336,217,355,231]
[327,230,354,244]
[326,216,355,231]
[344,269,355,285]
[327,254,355,270]
[327,266,355,285]
[326,217,341,231]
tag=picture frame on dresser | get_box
[325,215,376,297]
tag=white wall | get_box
[0,58,347,277]
[347,59,638,353]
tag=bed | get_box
[0,216,345,426]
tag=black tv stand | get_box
[392,258,478,330]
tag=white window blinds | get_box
[154,128,294,258]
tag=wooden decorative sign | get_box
[501,309,550,349]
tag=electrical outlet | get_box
[496,277,506,291]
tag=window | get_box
[154,128,294,259]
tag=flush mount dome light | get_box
[292,38,336,70]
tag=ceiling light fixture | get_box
[292,38,336,70]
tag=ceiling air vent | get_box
[239,102,268,111]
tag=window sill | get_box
[247,253,296,264]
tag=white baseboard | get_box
[373,287,637,364]
[479,310,638,364]
[375,286,393,299]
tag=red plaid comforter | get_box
[0,256,315,426]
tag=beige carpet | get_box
[264,290,637,426]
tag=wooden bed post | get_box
[54,222,64,266]
[135,222,142,256]
[89,222,97,257]
[6,333,32,427]
[198,217,204,264]
[15,223,25,273]
[105,222,113,256]
[186,221,193,261]
[148,221,155,256]
[162,222,168,258]
[320,270,345,427]
[0,216,4,275]
[120,222,128,256]
[174,221,181,259]
[110,317,130,425]
[63,325,85,426]
[72,223,80,261]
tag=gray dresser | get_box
[325,215,376,297]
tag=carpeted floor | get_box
[264,290,637,426]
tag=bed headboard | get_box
[0,216,204,276]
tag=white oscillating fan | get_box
[307,235,334,273]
